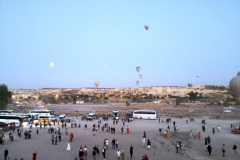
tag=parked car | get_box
[223,110,231,113]
[81,115,87,121]
[231,128,240,134]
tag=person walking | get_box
[116,149,121,160]
[190,130,193,138]
[147,139,151,149]
[166,130,169,138]
[143,131,146,138]
[222,144,225,157]
[4,148,8,160]
[207,135,211,144]
[32,151,37,160]
[121,150,125,160]
[66,141,71,151]
[144,154,148,160]
[51,135,54,145]
[207,144,212,157]
[142,136,146,147]
[233,144,237,155]
[36,129,39,135]
[112,138,116,150]
[130,145,133,159]
[106,139,109,150]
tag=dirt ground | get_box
[2,103,240,160]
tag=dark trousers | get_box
[102,152,105,158]
[130,152,133,158]
[208,151,211,156]
[176,147,178,153]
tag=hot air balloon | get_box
[229,71,240,100]
[197,74,200,78]
[136,81,139,85]
[188,83,193,87]
[140,74,143,79]
[50,62,54,67]
[104,65,107,68]
[94,82,99,88]
[144,25,149,30]
[118,84,121,88]
[158,85,161,87]
[136,67,140,72]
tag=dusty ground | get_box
[1,103,240,160]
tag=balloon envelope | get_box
[94,82,99,87]
[104,65,107,68]
[136,67,140,72]
[145,25,149,30]
[229,72,240,100]
[50,62,54,67]
[197,74,200,78]
[136,81,139,85]
[118,85,121,88]
[140,74,143,79]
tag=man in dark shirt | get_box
[4,148,8,160]
[112,138,116,149]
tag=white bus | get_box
[0,110,15,115]
[0,115,23,127]
[132,110,157,120]
[30,110,55,118]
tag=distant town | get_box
[9,85,230,105]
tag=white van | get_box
[59,114,66,121]
[87,113,95,120]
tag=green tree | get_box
[223,101,229,107]
[0,84,12,109]
[126,101,130,106]
[188,91,198,100]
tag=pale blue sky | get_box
[0,0,239,89]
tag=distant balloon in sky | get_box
[144,25,149,30]
[94,82,99,88]
[118,84,121,88]
[104,65,107,68]
[159,85,161,87]
[140,74,143,79]
[136,81,139,85]
[50,62,54,67]
[136,67,140,72]
[188,83,193,87]
[197,74,200,78]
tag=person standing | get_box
[198,132,201,140]
[144,154,148,160]
[130,145,133,159]
[143,131,146,138]
[51,135,54,145]
[116,139,119,149]
[190,130,193,138]
[208,144,212,157]
[106,139,109,150]
[207,135,211,144]
[116,149,121,160]
[142,137,146,147]
[32,151,37,160]
[175,141,179,153]
[205,137,208,152]
[92,147,97,160]
[4,148,8,160]
[212,127,215,135]
[55,134,57,145]
[66,141,71,151]
[166,130,169,138]
[112,138,116,150]
[79,146,84,160]
[222,144,225,157]
[102,147,106,160]
[233,144,237,155]
[147,139,151,149]
[121,150,125,160]
[36,129,39,135]
[83,144,87,160]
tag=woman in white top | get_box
[84,144,87,160]
[106,139,109,150]
[66,141,71,151]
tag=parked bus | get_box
[38,115,54,123]
[132,110,157,120]
[30,110,54,118]
[7,113,36,122]
[0,110,15,115]
[112,110,119,120]
[0,115,23,127]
